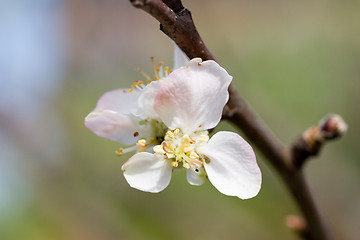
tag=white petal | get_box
[186,165,206,186]
[173,43,189,70]
[95,88,139,114]
[136,80,161,119]
[122,152,173,193]
[197,131,261,199]
[85,110,150,145]
[154,58,232,134]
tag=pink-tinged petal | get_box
[173,43,189,70]
[122,152,173,193]
[96,88,139,114]
[136,80,161,119]
[197,131,261,199]
[154,58,232,134]
[186,165,206,186]
[85,110,150,145]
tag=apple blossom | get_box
[85,46,261,199]
[121,58,262,199]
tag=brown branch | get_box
[130,0,213,61]
[129,1,347,239]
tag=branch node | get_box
[291,114,347,168]
[285,215,310,239]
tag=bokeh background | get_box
[0,0,359,239]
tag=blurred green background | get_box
[0,0,359,239]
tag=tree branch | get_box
[128,1,347,239]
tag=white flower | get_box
[85,45,189,155]
[122,58,262,199]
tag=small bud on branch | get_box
[292,114,347,168]
[285,215,309,238]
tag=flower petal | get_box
[122,152,173,193]
[197,131,261,199]
[186,165,206,186]
[136,80,161,119]
[96,88,139,114]
[173,43,189,70]
[85,110,150,145]
[154,58,232,134]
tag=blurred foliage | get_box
[1,1,359,240]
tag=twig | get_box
[291,114,347,168]
[128,1,347,239]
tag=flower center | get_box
[153,128,209,170]
[115,119,167,157]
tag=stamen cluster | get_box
[153,129,209,171]
[127,57,172,93]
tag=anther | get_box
[162,142,175,153]
[171,161,178,167]
[174,129,180,135]
[115,148,124,156]
[136,139,146,148]
[166,130,174,139]
[183,162,190,169]
[190,152,199,159]
[154,145,165,154]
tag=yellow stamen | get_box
[136,139,146,148]
[139,69,152,81]
[154,145,165,154]
[151,56,159,80]
[174,129,180,135]
[190,152,199,159]
[115,148,124,156]
[166,130,174,139]
[183,162,190,169]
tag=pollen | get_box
[190,152,199,159]
[136,139,147,148]
[166,130,174,139]
[128,57,172,92]
[183,162,190,169]
[115,148,124,156]
[153,128,209,171]
[154,145,165,154]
